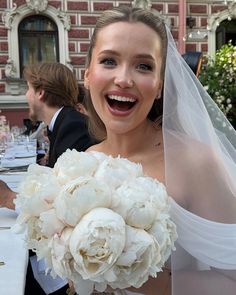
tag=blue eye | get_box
[137,63,153,71]
[100,58,116,66]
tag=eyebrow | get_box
[99,50,156,61]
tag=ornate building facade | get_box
[0,0,235,125]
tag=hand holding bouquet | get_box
[14,149,177,294]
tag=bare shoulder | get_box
[170,137,235,220]
[167,138,215,198]
[181,139,232,181]
[86,143,104,152]
[170,137,221,171]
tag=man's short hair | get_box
[23,62,78,108]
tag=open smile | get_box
[106,94,137,115]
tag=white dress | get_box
[170,198,236,295]
[170,198,236,269]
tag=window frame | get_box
[2,4,71,79]
[18,15,59,76]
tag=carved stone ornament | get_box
[206,1,236,56]
[207,1,236,31]
[5,59,17,78]
[132,0,152,10]
[26,0,48,13]
[2,4,19,30]
[131,0,170,27]
[57,8,71,30]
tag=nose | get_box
[114,67,134,88]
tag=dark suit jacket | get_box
[47,106,95,168]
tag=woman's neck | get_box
[88,120,165,182]
[100,120,162,160]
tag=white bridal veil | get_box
[163,24,236,294]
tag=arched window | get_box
[18,15,59,75]
[207,2,236,56]
[216,19,236,50]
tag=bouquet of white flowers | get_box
[14,149,177,295]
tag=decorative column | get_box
[178,0,186,54]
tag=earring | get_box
[84,83,90,90]
[156,92,162,100]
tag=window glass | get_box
[19,15,59,76]
[216,19,236,50]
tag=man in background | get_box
[24,62,95,168]
[75,84,88,115]
[0,62,95,295]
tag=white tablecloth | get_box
[0,139,37,295]
[1,139,36,169]
[0,208,28,295]
[0,172,27,192]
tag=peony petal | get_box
[54,149,99,185]
[110,225,161,289]
[39,209,65,238]
[69,208,126,281]
[94,156,143,189]
[111,177,169,230]
[55,177,111,226]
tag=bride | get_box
[83,5,236,295]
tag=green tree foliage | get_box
[199,42,236,128]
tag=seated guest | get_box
[22,118,40,136]
[29,121,48,165]
[75,84,88,115]
[24,62,95,168]
[0,62,95,295]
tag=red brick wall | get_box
[0,0,228,117]
[0,0,219,84]
[64,0,217,81]
[0,109,29,127]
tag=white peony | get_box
[69,208,126,282]
[26,216,43,241]
[30,237,53,269]
[111,177,169,230]
[88,150,109,163]
[38,208,65,238]
[54,149,99,185]
[108,225,161,289]
[54,177,111,226]
[50,227,74,278]
[25,216,52,266]
[148,214,177,266]
[15,151,177,295]
[15,164,61,218]
[94,156,143,189]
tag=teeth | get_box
[108,95,136,103]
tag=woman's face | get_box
[85,21,163,135]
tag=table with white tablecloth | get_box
[0,207,28,295]
[0,138,37,295]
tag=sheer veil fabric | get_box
[163,25,236,294]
